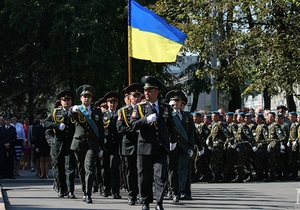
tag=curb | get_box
[0,184,5,210]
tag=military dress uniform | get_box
[70,85,104,203]
[116,83,143,205]
[130,76,177,210]
[166,90,195,202]
[44,91,76,198]
[101,91,122,199]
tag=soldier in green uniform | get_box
[232,112,255,183]
[207,111,233,183]
[192,112,210,182]
[266,112,286,181]
[166,90,195,202]
[224,112,238,182]
[116,83,143,205]
[101,91,122,199]
[44,90,76,198]
[252,113,269,181]
[287,111,299,180]
[70,85,104,203]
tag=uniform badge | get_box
[163,107,169,118]
[245,130,250,135]
[103,116,108,121]
[277,130,282,134]
[205,130,209,134]
[95,115,99,121]
[253,132,256,136]
[131,110,137,118]
[265,131,268,136]
[117,114,122,121]
[223,128,228,133]
[185,117,189,123]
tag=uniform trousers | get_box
[124,155,138,201]
[138,151,168,205]
[73,141,97,196]
[56,151,76,194]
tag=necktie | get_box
[151,104,157,114]
[177,111,182,121]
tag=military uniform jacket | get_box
[235,123,254,145]
[102,109,122,152]
[70,105,104,152]
[194,122,210,149]
[171,110,195,154]
[268,122,285,147]
[44,108,75,156]
[207,121,233,147]
[227,122,238,137]
[116,105,138,156]
[289,122,299,142]
[130,101,177,155]
[254,123,268,145]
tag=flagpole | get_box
[128,0,132,85]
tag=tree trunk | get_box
[228,86,241,112]
[286,94,296,111]
[191,92,200,112]
[263,88,271,110]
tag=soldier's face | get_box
[107,100,118,111]
[226,115,233,123]
[61,99,72,109]
[289,115,296,123]
[144,88,158,102]
[80,94,92,107]
[130,94,141,105]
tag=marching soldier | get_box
[101,91,122,199]
[253,113,269,181]
[266,112,286,181]
[44,90,76,198]
[70,85,104,203]
[117,83,143,205]
[207,111,233,183]
[224,112,238,182]
[166,90,195,202]
[232,112,255,183]
[130,76,177,210]
[287,112,299,180]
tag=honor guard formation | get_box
[1,76,300,210]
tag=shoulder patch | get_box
[131,109,137,119]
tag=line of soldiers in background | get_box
[192,105,300,184]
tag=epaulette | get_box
[137,101,147,106]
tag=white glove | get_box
[59,123,66,131]
[98,150,103,157]
[146,113,157,124]
[188,149,194,157]
[199,148,205,156]
[169,100,176,106]
[72,105,79,112]
[236,148,240,153]
[287,141,291,147]
[208,147,213,151]
[231,144,236,149]
[293,141,297,146]
[104,138,107,144]
[206,139,210,145]
[252,146,258,152]
[170,142,177,151]
[267,144,271,153]
[280,145,285,150]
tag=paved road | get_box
[1,170,300,209]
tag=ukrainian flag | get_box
[128,0,187,63]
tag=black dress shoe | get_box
[58,191,66,197]
[142,203,150,210]
[128,199,135,205]
[68,192,76,199]
[82,195,86,202]
[86,196,92,203]
[172,196,179,202]
[155,204,165,210]
[114,193,122,199]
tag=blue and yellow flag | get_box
[128,0,187,63]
